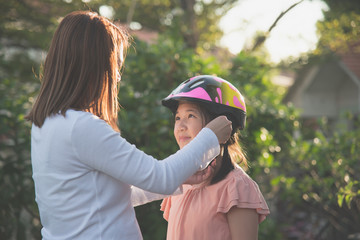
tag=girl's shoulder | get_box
[206,166,258,197]
[213,166,270,218]
[219,165,254,186]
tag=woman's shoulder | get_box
[45,109,94,123]
[64,109,96,120]
[47,110,114,140]
[40,109,92,131]
[63,110,106,127]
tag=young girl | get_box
[25,12,232,239]
[161,75,270,240]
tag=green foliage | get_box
[224,52,302,237]
[88,0,174,31]
[227,52,299,177]
[0,71,41,239]
[1,0,360,239]
[316,0,360,54]
[275,125,360,238]
[273,1,360,237]
[338,180,360,209]
[95,0,237,50]
[258,217,283,240]
[317,11,360,53]
[164,0,237,50]
[0,0,87,51]
[0,1,74,238]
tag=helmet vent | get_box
[189,80,204,88]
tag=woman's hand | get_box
[183,160,216,185]
[205,116,232,144]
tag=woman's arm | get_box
[226,207,259,240]
[72,113,228,195]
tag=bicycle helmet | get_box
[162,75,246,130]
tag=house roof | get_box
[284,43,360,103]
[339,42,360,80]
[128,28,158,44]
[116,22,159,44]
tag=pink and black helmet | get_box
[162,75,246,130]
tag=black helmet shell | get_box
[162,75,246,130]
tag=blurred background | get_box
[0,0,359,239]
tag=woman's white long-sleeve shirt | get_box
[31,109,219,240]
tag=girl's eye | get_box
[175,116,180,121]
[188,114,196,118]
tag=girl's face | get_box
[174,102,205,149]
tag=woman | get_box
[25,11,232,239]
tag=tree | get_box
[0,0,88,51]
[176,0,237,50]
[270,0,360,238]
[248,0,305,52]
[316,0,360,54]
[0,59,40,240]
[94,0,237,50]
[281,125,360,239]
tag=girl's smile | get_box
[177,136,191,143]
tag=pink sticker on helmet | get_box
[233,96,246,111]
[216,88,222,104]
[214,76,239,92]
[215,97,219,103]
[173,87,212,101]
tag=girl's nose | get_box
[177,120,187,131]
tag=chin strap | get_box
[211,142,231,185]
[223,143,229,158]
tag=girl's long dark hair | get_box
[210,133,247,184]
[197,102,248,185]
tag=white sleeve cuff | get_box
[195,127,220,170]
[131,186,183,207]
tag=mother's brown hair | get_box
[26,11,129,131]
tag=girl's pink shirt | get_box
[161,166,270,240]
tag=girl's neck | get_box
[191,155,223,188]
